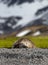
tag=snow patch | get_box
[0,30,4,34]
[16,30,31,37]
[32,31,41,36]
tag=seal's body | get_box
[12,38,35,48]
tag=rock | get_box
[0,48,48,65]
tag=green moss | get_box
[28,36,48,48]
[0,36,48,48]
[0,37,19,48]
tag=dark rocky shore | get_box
[0,48,48,65]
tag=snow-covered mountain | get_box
[0,0,48,36]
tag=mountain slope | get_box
[0,0,48,37]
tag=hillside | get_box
[0,0,48,37]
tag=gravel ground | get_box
[0,48,48,65]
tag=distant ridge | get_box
[0,0,34,6]
[0,0,48,37]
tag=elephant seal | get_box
[12,38,36,48]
